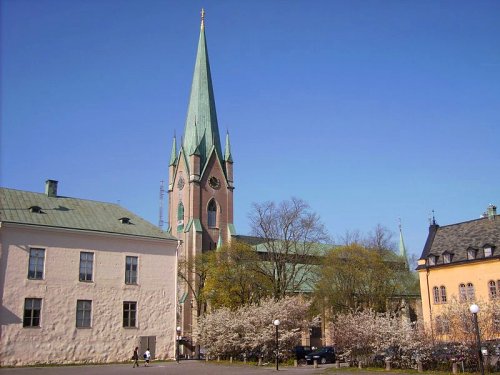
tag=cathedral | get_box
[167,10,235,354]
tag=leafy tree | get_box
[314,244,409,313]
[204,241,273,310]
[248,197,330,300]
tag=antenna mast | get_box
[159,180,165,229]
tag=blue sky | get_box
[2,0,499,262]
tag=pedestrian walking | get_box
[132,347,139,368]
[144,348,151,367]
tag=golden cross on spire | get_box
[201,8,205,29]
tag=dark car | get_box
[305,346,335,365]
[293,346,313,366]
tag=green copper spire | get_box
[224,131,233,162]
[182,9,223,169]
[399,220,409,269]
[169,134,177,166]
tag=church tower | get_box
[167,9,235,351]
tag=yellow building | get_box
[417,205,500,341]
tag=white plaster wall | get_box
[0,225,177,366]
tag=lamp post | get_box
[469,304,484,375]
[176,326,182,364]
[273,319,280,371]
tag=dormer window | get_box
[29,205,43,213]
[119,217,131,224]
[443,252,452,264]
[467,248,477,260]
[428,255,437,266]
[484,246,493,258]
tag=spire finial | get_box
[201,8,205,30]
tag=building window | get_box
[461,314,474,333]
[489,280,498,299]
[493,312,500,333]
[125,256,138,284]
[440,286,447,303]
[433,287,440,304]
[76,300,92,328]
[177,202,184,227]
[435,316,450,335]
[427,255,437,266]
[79,252,94,282]
[484,247,492,257]
[23,298,42,327]
[459,283,467,302]
[467,248,476,260]
[28,248,45,279]
[466,282,475,301]
[443,253,451,264]
[123,301,137,328]
[207,199,217,228]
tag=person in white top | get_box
[144,348,151,367]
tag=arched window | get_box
[440,286,447,303]
[459,283,467,302]
[177,202,184,226]
[433,287,440,304]
[489,280,497,299]
[207,199,217,228]
[467,283,475,301]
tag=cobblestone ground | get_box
[0,361,394,375]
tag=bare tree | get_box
[364,224,397,252]
[337,229,362,246]
[177,253,211,318]
[248,197,330,300]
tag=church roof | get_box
[0,186,176,241]
[182,14,223,170]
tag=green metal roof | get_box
[184,218,202,233]
[169,135,177,166]
[224,131,233,163]
[0,187,176,241]
[182,22,223,170]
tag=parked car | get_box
[305,346,336,365]
[293,346,313,366]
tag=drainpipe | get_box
[425,267,434,344]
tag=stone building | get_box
[0,180,178,366]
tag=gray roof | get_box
[0,187,176,241]
[417,216,500,269]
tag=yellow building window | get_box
[489,280,498,299]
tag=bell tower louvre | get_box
[167,9,235,351]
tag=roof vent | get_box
[45,180,58,197]
[487,204,497,220]
[29,205,43,214]
[119,217,131,224]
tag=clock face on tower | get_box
[177,175,185,190]
[209,176,220,190]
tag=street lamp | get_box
[273,319,280,371]
[176,326,182,364]
[469,304,484,375]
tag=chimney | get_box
[487,204,497,220]
[45,180,58,197]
